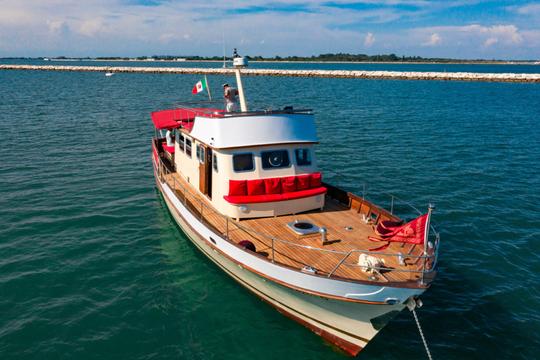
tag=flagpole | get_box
[421,204,434,284]
[205,75,212,101]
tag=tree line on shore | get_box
[2,53,535,63]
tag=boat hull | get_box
[155,176,411,355]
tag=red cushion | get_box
[228,180,247,196]
[161,141,175,154]
[310,172,322,188]
[281,186,327,201]
[297,174,311,190]
[264,178,282,194]
[247,179,265,196]
[224,186,327,204]
[282,176,297,193]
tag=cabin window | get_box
[261,150,290,170]
[213,153,218,172]
[196,144,205,163]
[233,153,254,172]
[178,134,185,152]
[185,138,192,157]
[295,148,311,166]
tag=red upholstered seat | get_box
[247,179,265,196]
[224,173,325,204]
[228,180,247,196]
[224,187,327,204]
[310,172,322,188]
[282,176,297,193]
[264,178,282,194]
[162,142,175,154]
[297,174,311,190]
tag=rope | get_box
[411,308,433,360]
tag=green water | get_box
[0,67,539,359]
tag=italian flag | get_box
[192,78,207,94]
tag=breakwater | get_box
[1,64,539,83]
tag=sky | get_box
[0,0,539,59]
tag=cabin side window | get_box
[185,137,192,157]
[196,144,205,163]
[178,133,185,152]
[233,153,254,172]
[295,148,311,166]
[261,150,290,170]
[213,153,218,172]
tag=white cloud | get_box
[487,25,523,44]
[414,24,524,49]
[364,32,375,47]
[513,3,540,16]
[422,32,441,46]
[78,18,105,37]
[484,37,498,47]
[47,20,67,34]
[0,0,538,59]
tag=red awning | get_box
[151,108,224,130]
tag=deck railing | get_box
[322,168,440,284]
[156,154,439,285]
[168,100,313,118]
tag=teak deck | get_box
[163,172,425,285]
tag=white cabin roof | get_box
[188,113,318,149]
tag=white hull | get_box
[155,173,423,355]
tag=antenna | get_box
[222,32,226,68]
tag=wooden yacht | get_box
[151,56,439,356]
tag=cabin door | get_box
[199,145,212,198]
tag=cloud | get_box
[78,18,105,37]
[484,37,498,47]
[513,3,540,16]
[364,32,375,47]
[47,20,68,35]
[0,0,539,59]
[422,32,441,46]
[414,24,524,48]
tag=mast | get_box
[232,48,248,112]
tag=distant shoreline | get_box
[1,58,539,66]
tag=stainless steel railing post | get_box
[420,204,434,285]
[328,251,352,278]
[390,195,394,215]
[271,238,275,263]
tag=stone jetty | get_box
[1,64,539,83]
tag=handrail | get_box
[171,102,313,118]
[155,151,438,284]
[323,167,440,282]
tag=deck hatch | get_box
[287,220,320,235]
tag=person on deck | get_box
[223,83,239,112]
[165,129,174,147]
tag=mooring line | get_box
[411,308,433,360]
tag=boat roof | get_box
[152,106,317,149]
[188,110,317,149]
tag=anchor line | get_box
[412,308,433,360]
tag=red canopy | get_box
[151,108,224,130]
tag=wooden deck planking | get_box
[163,172,422,284]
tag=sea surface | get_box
[0,64,539,360]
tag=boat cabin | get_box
[152,107,327,219]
